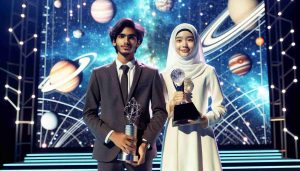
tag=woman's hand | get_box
[167,91,186,113]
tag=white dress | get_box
[161,64,226,171]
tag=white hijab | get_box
[164,23,207,80]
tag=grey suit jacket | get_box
[83,60,167,162]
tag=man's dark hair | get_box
[109,18,145,45]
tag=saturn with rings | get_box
[38,52,96,93]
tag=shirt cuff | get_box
[105,130,114,144]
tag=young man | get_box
[83,18,167,171]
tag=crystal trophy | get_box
[117,97,141,162]
[171,69,201,127]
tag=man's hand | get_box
[127,142,147,167]
[109,131,136,154]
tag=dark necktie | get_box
[120,65,129,103]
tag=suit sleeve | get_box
[205,68,227,127]
[142,70,168,144]
[83,70,111,142]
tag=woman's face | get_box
[175,30,195,57]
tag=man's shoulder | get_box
[137,61,158,73]
[92,62,114,72]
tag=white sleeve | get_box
[104,130,114,143]
[205,68,226,127]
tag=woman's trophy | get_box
[117,97,141,162]
[171,68,201,127]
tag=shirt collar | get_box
[116,58,136,70]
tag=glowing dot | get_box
[16,107,20,111]
[278,12,282,16]
[31,121,34,124]
[282,108,286,112]
[295,136,299,141]
[267,25,271,29]
[8,28,13,32]
[279,38,284,42]
[220,82,224,86]
[243,137,248,142]
[33,48,38,52]
[5,84,9,88]
[4,96,8,100]
[83,2,86,6]
[17,90,21,94]
[22,4,26,8]
[151,12,156,17]
[293,79,298,83]
[270,85,275,89]
[42,143,47,148]
[293,66,297,70]
[18,76,22,80]
[290,29,295,33]
[281,89,286,93]
[65,37,70,42]
[245,122,250,126]
[31,94,36,98]
[268,46,272,50]
[281,51,285,55]
[283,128,287,132]
[21,14,25,18]
[77,4,80,8]
[291,42,296,46]
[34,34,38,38]
[19,41,24,45]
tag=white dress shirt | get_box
[104,58,136,143]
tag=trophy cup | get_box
[171,68,201,127]
[117,97,141,162]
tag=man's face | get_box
[113,27,140,58]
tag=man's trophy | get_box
[171,68,201,127]
[117,97,141,162]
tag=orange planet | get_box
[255,37,264,46]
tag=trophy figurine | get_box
[117,97,141,162]
[171,68,201,127]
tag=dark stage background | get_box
[1,0,300,164]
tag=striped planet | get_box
[90,0,115,23]
[228,53,252,76]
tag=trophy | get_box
[117,97,141,162]
[171,68,201,127]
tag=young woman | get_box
[161,23,226,171]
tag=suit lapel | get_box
[108,61,125,105]
[128,61,142,101]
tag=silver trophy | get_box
[117,97,141,162]
[171,69,201,126]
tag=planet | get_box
[38,53,96,93]
[73,29,84,38]
[90,0,115,23]
[255,37,264,46]
[201,2,264,56]
[49,60,82,93]
[155,0,173,12]
[54,0,62,8]
[228,0,258,30]
[41,111,58,130]
[228,53,252,76]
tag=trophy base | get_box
[173,102,201,127]
[117,153,138,162]
[172,118,201,127]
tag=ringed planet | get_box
[38,53,96,93]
